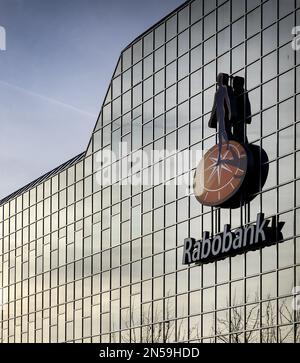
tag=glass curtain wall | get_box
[0,0,299,343]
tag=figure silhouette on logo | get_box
[209,73,253,144]
[209,73,232,164]
[232,76,252,144]
[223,73,237,138]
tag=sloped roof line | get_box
[0,152,86,207]
[122,0,191,52]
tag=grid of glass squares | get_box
[0,0,299,343]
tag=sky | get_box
[0,0,185,199]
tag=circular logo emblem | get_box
[193,140,248,206]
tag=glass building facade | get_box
[0,0,300,343]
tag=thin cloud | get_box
[0,79,97,118]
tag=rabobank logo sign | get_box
[0,25,6,51]
[182,213,284,266]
